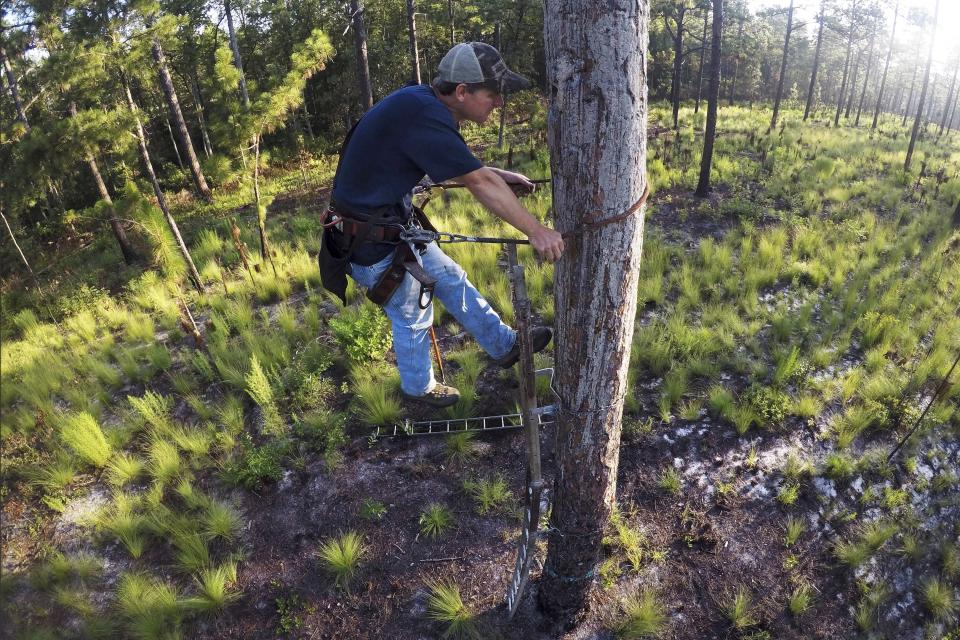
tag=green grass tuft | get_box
[318,532,365,590]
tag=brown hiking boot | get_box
[493,327,553,369]
[402,383,461,408]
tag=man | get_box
[320,42,564,408]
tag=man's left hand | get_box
[490,168,536,196]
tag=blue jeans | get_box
[349,243,516,395]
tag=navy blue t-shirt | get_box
[332,84,483,265]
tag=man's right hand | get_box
[528,224,564,263]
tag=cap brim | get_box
[500,70,532,93]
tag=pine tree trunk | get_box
[872,1,898,130]
[150,35,213,202]
[224,0,251,107]
[728,17,743,106]
[834,30,853,127]
[350,0,374,111]
[124,80,205,294]
[769,0,793,131]
[694,8,708,114]
[855,27,876,126]
[448,0,455,46]
[190,75,214,157]
[954,197,960,227]
[1,208,36,281]
[539,0,648,622]
[803,3,825,121]
[497,23,507,148]
[166,118,186,170]
[68,102,139,264]
[406,0,421,84]
[696,0,722,197]
[844,47,862,120]
[670,9,685,130]
[1,45,29,129]
[902,56,919,127]
[905,0,938,171]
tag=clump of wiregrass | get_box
[462,475,512,515]
[318,532,365,591]
[116,571,183,639]
[96,493,149,558]
[784,515,805,547]
[245,354,285,436]
[106,452,145,487]
[147,436,183,485]
[444,431,478,464]
[426,579,481,640]
[834,520,897,567]
[419,503,455,538]
[657,466,681,496]
[129,390,174,433]
[183,562,241,615]
[604,507,646,572]
[350,363,402,426]
[59,412,112,468]
[920,577,957,622]
[721,585,758,630]
[202,500,243,542]
[615,588,666,638]
[788,582,814,616]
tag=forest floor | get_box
[2,104,960,640]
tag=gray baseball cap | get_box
[437,42,532,93]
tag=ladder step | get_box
[371,412,554,440]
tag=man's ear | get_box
[454,84,468,101]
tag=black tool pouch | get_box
[366,243,436,308]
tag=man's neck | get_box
[432,87,465,124]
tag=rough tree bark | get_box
[803,1,825,121]
[902,54,919,127]
[150,33,213,202]
[769,0,793,131]
[954,197,960,227]
[696,0,722,197]
[871,0,898,130]
[539,0,648,622]
[448,0,455,46]
[904,0,937,171]
[124,80,205,294]
[224,0,250,107]
[350,0,374,112]
[406,0,421,85]
[190,75,214,156]
[694,6,708,114]
[496,23,506,148]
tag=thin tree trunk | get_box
[669,8,685,130]
[728,16,743,106]
[539,0,648,621]
[804,2,825,121]
[834,29,853,127]
[695,7,708,114]
[497,23,506,148]
[448,0,455,46]
[902,56,919,127]
[1,208,36,280]
[150,34,213,202]
[224,0,250,107]
[696,0,722,196]
[69,102,139,264]
[190,75,214,157]
[0,45,29,129]
[406,0,421,84]
[872,1,898,129]
[855,29,876,126]
[124,79,205,294]
[954,197,960,227]
[905,0,938,171]
[350,0,374,111]
[166,118,185,170]
[769,0,793,131]
[844,46,862,120]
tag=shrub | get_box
[329,304,392,363]
[59,412,112,467]
[359,499,387,521]
[745,384,789,428]
[224,437,286,489]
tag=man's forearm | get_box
[462,168,541,235]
